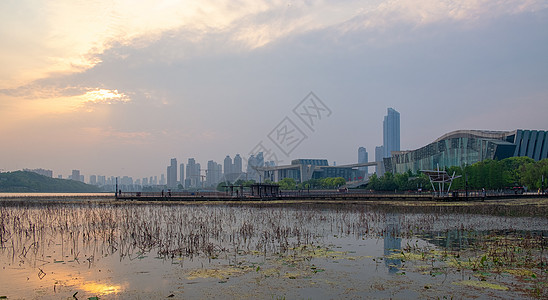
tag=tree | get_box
[216,181,230,192]
[278,178,297,190]
[333,177,346,188]
[521,158,548,190]
[367,174,381,190]
[234,179,256,187]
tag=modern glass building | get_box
[385,129,548,174]
[358,147,368,176]
[383,108,400,158]
[260,159,368,183]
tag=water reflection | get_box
[383,213,401,274]
[0,201,546,299]
[419,229,547,251]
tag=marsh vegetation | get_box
[0,199,546,299]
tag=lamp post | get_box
[542,174,544,194]
[465,172,468,200]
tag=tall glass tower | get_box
[167,158,177,188]
[383,108,400,158]
[358,147,368,176]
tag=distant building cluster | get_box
[22,107,547,192]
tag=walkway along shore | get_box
[114,190,548,202]
[0,190,546,202]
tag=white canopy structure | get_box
[421,166,461,197]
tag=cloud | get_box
[340,0,548,31]
[80,89,130,104]
[83,127,151,143]
[3,0,545,91]
[1,0,546,177]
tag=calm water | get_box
[0,193,113,198]
[0,200,546,299]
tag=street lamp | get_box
[465,172,468,200]
[542,174,544,194]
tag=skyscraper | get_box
[224,155,233,176]
[375,146,384,162]
[206,160,222,187]
[233,154,242,174]
[375,145,385,176]
[247,152,265,181]
[90,175,97,185]
[358,147,368,177]
[179,163,185,185]
[71,170,81,182]
[160,174,166,185]
[186,158,201,188]
[383,108,400,158]
[167,158,178,188]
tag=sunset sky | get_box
[1,0,547,180]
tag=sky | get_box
[1,0,548,180]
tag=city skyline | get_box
[1,1,547,179]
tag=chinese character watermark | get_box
[247,92,332,168]
[292,91,332,132]
[267,117,307,157]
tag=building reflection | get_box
[384,213,401,274]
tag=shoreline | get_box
[1,195,547,211]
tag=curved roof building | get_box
[385,129,548,174]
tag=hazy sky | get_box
[1,0,547,180]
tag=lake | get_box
[1,198,547,299]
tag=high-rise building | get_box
[160,174,166,185]
[206,160,222,187]
[71,170,81,182]
[383,108,400,158]
[223,155,233,176]
[90,175,97,185]
[179,163,185,185]
[121,176,133,185]
[375,146,385,175]
[233,154,242,174]
[167,158,178,188]
[358,147,368,177]
[247,152,265,181]
[186,158,201,188]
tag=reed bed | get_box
[0,200,546,298]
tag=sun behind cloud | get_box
[81,89,130,104]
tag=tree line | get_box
[366,157,548,192]
[0,171,100,193]
[216,177,347,191]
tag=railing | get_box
[116,189,545,201]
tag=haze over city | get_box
[1,0,547,180]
